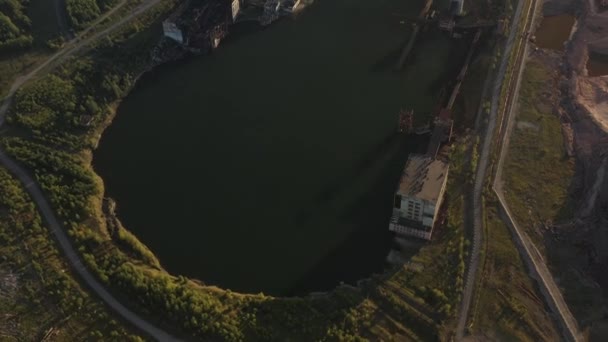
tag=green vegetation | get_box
[0,167,143,341]
[0,0,63,98]
[450,45,563,340]
[66,0,119,30]
[469,198,560,341]
[0,0,33,52]
[503,58,574,246]
[0,0,126,98]
[501,53,606,331]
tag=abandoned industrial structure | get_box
[390,155,449,240]
[161,0,304,50]
[161,0,238,51]
[389,3,484,241]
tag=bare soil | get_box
[537,0,608,336]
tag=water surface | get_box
[95,0,464,295]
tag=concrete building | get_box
[389,154,449,240]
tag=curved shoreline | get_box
[90,2,425,296]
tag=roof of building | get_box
[397,154,449,203]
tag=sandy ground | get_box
[566,0,608,135]
[577,76,608,132]
[564,0,608,224]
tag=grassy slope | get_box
[465,36,561,337]
[470,201,560,341]
[0,167,143,341]
[503,58,574,246]
[503,55,606,330]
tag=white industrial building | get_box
[389,154,449,240]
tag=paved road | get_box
[492,2,584,341]
[0,1,181,341]
[454,0,528,338]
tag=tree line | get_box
[66,0,119,30]
[0,0,33,52]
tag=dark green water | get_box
[94,0,465,295]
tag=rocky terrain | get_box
[543,0,608,337]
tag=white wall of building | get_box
[389,223,432,240]
[395,196,436,228]
[392,173,449,240]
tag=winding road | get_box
[0,1,181,341]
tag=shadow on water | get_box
[308,133,399,209]
[293,133,401,244]
[287,134,429,295]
